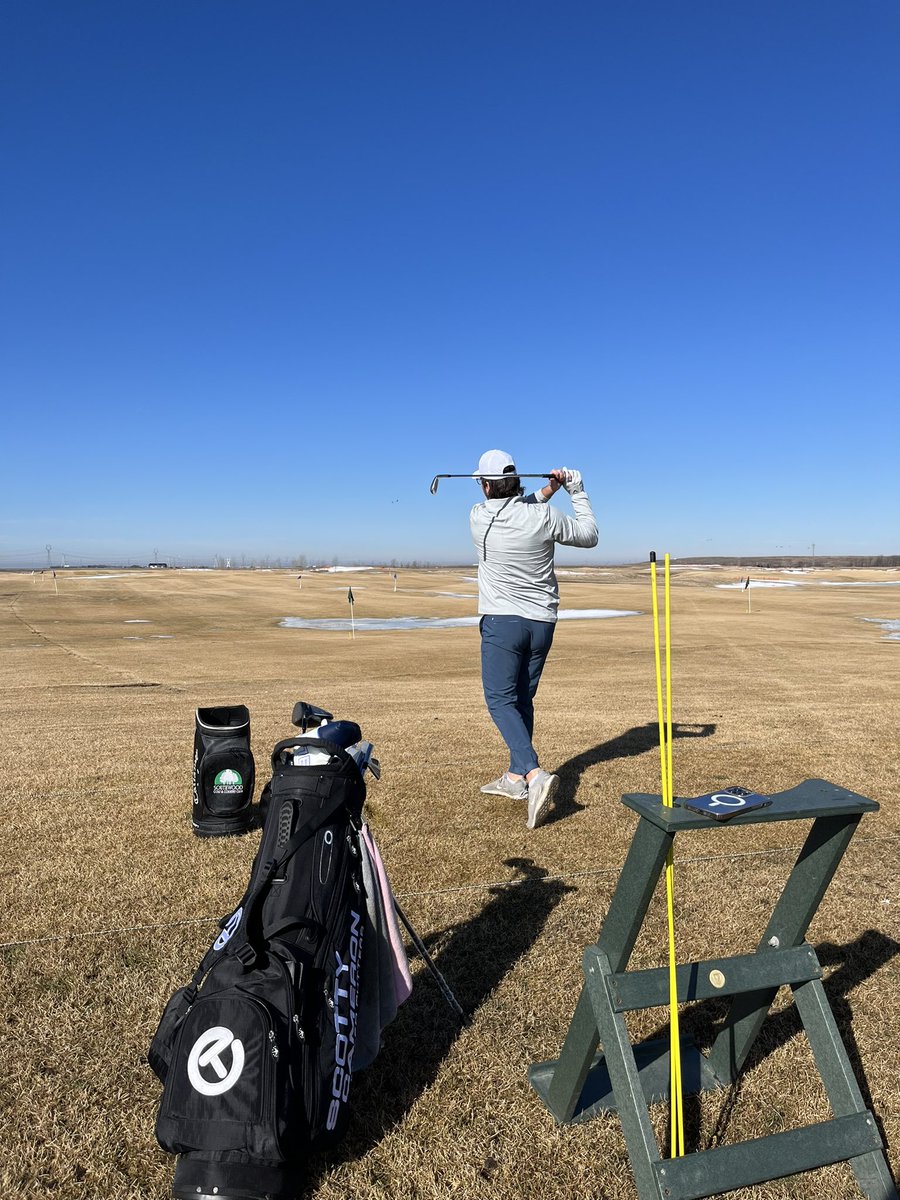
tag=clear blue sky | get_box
[2,1,898,567]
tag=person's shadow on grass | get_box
[302,857,574,1190]
[549,721,717,824]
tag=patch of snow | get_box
[557,609,641,621]
[861,618,900,641]
[280,608,640,633]
[124,620,151,624]
[716,580,802,589]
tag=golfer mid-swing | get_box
[471,449,598,828]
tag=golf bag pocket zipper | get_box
[155,990,289,1160]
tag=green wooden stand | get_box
[529,779,898,1200]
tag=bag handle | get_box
[269,736,353,770]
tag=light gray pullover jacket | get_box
[469,489,598,623]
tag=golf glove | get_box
[562,468,584,494]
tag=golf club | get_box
[291,700,333,731]
[430,472,554,495]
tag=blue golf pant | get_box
[480,614,556,777]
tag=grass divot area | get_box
[1,565,897,1198]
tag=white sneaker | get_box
[480,774,528,800]
[527,770,559,829]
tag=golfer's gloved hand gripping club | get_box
[538,468,583,500]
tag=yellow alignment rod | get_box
[650,552,685,1158]
[663,553,685,1157]
[665,554,674,812]
[650,554,668,801]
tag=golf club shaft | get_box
[430,472,554,494]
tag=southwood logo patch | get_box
[213,768,243,795]
[187,1026,245,1096]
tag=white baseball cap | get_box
[473,449,516,479]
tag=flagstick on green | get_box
[347,586,356,640]
[745,574,752,614]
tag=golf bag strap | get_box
[233,943,257,968]
[190,792,350,984]
[251,788,348,894]
[265,914,321,941]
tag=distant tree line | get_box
[208,555,447,570]
[674,555,900,569]
[213,555,310,569]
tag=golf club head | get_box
[290,700,334,732]
[344,740,381,779]
[430,475,440,494]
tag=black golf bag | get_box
[192,705,255,837]
[152,734,367,1199]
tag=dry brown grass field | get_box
[1,564,898,1200]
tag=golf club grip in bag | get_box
[150,737,366,1200]
[192,705,256,837]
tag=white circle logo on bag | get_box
[187,1026,245,1096]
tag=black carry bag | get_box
[151,736,367,1200]
[192,705,256,837]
